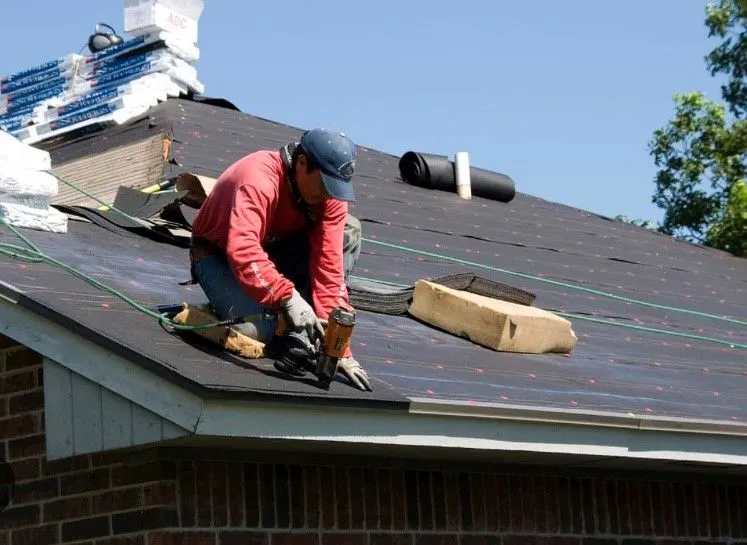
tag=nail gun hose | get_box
[0,172,249,333]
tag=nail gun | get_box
[272,306,356,388]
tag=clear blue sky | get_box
[0,1,725,222]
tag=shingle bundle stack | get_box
[0,0,204,145]
[0,130,67,233]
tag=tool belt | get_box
[189,236,223,263]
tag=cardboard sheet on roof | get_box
[175,172,216,208]
[409,280,577,354]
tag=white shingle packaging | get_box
[0,0,204,144]
[0,130,51,170]
[0,131,67,233]
[0,165,58,200]
[0,202,68,233]
[124,0,204,44]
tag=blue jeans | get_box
[192,216,362,343]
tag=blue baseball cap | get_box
[300,128,357,202]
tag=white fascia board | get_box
[409,398,747,437]
[198,398,747,466]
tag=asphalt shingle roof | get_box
[1,98,745,421]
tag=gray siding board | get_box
[71,372,104,453]
[132,404,162,444]
[43,359,191,460]
[44,359,75,459]
[163,419,188,440]
[101,387,133,451]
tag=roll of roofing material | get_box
[398,151,516,202]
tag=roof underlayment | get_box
[1,99,746,446]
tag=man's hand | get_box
[338,357,372,391]
[281,289,325,342]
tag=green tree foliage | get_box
[706,0,747,117]
[613,214,657,230]
[650,93,745,243]
[650,0,747,256]
[707,179,747,254]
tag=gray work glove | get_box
[338,357,373,391]
[281,289,325,342]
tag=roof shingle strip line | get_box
[553,312,746,350]
[362,238,747,327]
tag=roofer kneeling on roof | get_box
[189,129,371,391]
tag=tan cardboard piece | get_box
[409,280,576,354]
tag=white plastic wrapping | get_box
[0,202,67,234]
[125,0,204,44]
[0,164,58,197]
[0,130,51,170]
[0,130,66,233]
[0,195,51,209]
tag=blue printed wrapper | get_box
[0,118,26,132]
[0,105,35,122]
[3,84,66,114]
[1,66,67,95]
[2,75,68,102]
[85,35,147,64]
[52,86,122,119]
[1,59,62,86]
[2,30,201,143]
[91,60,157,89]
[49,101,118,131]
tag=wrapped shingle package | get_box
[0,0,205,144]
[0,130,67,233]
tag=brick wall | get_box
[1,333,747,545]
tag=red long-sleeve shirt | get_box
[191,150,350,319]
